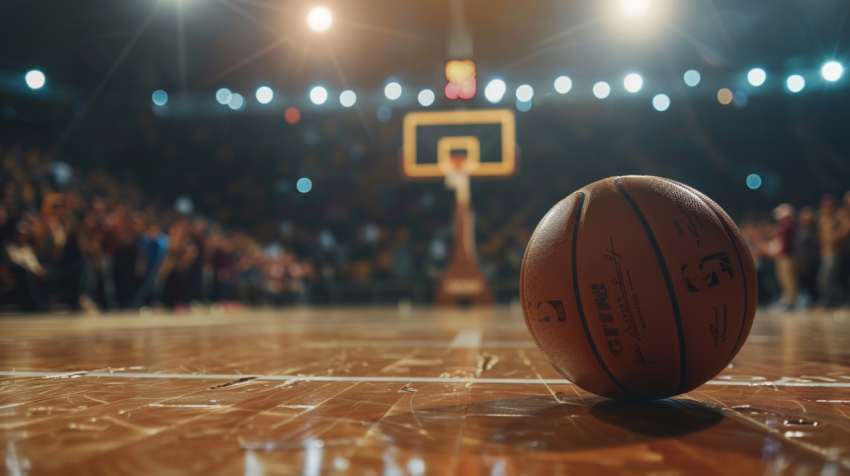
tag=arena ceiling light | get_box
[652,94,670,111]
[683,70,700,87]
[297,178,313,193]
[256,86,273,104]
[624,73,642,92]
[228,93,244,110]
[822,61,843,81]
[152,90,168,106]
[515,84,533,102]
[592,81,611,99]
[339,90,356,107]
[418,89,435,106]
[786,75,805,93]
[25,70,45,89]
[216,88,232,105]
[307,6,332,32]
[554,76,572,94]
[310,86,328,105]
[746,174,762,189]
[484,80,506,103]
[384,82,402,100]
[747,68,766,87]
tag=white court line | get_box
[2,370,850,387]
[449,330,482,348]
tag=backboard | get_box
[401,109,516,178]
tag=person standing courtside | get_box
[771,204,798,311]
[817,194,849,307]
[794,207,820,305]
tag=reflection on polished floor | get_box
[1,306,850,475]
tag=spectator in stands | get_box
[135,222,169,306]
[113,212,145,307]
[2,221,47,310]
[817,194,849,307]
[770,204,798,311]
[794,206,820,305]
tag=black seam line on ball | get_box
[614,178,687,394]
[688,193,750,368]
[571,192,640,399]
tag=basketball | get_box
[521,176,758,400]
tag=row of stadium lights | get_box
[143,61,845,114]
[15,68,786,193]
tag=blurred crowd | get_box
[742,192,850,312]
[0,143,530,312]
[0,148,312,312]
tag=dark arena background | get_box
[3,0,850,474]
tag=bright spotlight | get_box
[256,86,274,104]
[216,88,232,105]
[652,94,670,111]
[297,178,313,193]
[593,81,611,99]
[624,73,642,92]
[786,75,805,93]
[25,70,45,89]
[418,89,435,106]
[152,90,168,106]
[822,61,843,81]
[515,84,533,102]
[384,82,402,100]
[340,90,356,107]
[746,174,762,190]
[620,0,649,17]
[683,70,700,87]
[228,93,244,110]
[484,80,506,103]
[747,68,766,87]
[310,86,328,105]
[554,76,572,94]
[307,7,332,32]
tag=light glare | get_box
[652,94,670,111]
[340,90,356,107]
[620,0,649,16]
[418,89,435,106]
[384,82,402,100]
[593,81,611,99]
[822,61,843,81]
[310,86,328,104]
[484,80,506,103]
[25,70,45,89]
[624,73,643,92]
[216,88,232,105]
[683,70,700,87]
[717,88,733,105]
[307,7,333,32]
[746,174,762,190]
[786,75,805,93]
[297,178,313,193]
[515,84,533,102]
[228,93,244,110]
[152,90,168,106]
[747,68,766,87]
[256,86,274,104]
[554,76,572,94]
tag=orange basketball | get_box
[520,176,757,400]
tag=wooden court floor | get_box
[1,306,850,475]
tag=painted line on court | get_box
[2,370,850,387]
[449,330,483,348]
